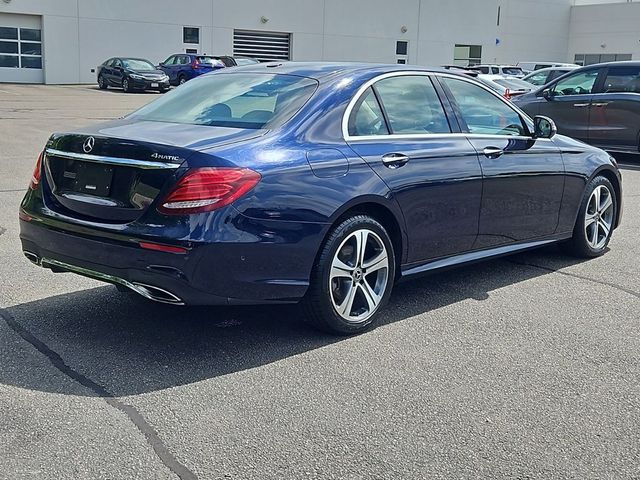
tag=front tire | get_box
[122,77,132,93]
[98,75,108,89]
[561,175,617,258]
[303,215,395,335]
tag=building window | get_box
[454,44,482,66]
[396,41,408,56]
[183,27,200,44]
[574,53,632,66]
[0,26,42,69]
[233,30,291,62]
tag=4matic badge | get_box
[151,152,182,162]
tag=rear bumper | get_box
[19,215,319,306]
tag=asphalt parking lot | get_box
[1,83,639,479]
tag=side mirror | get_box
[533,115,557,139]
[158,63,164,67]
[541,88,553,100]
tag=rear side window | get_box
[441,77,526,136]
[602,66,640,93]
[131,73,318,129]
[348,87,389,136]
[374,75,451,134]
[502,67,523,76]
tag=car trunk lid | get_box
[42,123,265,223]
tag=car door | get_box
[588,65,640,151]
[112,58,125,86]
[100,58,113,84]
[345,73,482,264]
[438,75,565,248]
[536,68,605,142]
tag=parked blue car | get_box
[20,63,622,334]
[158,54,226,86]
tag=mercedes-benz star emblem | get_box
[82,136,95,153]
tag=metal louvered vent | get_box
[233,30,291,62]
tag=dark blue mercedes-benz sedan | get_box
[20,62,622,334]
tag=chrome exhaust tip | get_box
[131,283,184,305]
[23,251,40,265]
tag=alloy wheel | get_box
[329,229,389,323]
[584,184,614,250]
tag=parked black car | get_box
[513,61,640,153]
[97,57,170,93]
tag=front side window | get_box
[374,75,451,134]
[602,66,640,93]
[348,87,388,136]
[552,70,599,96]
[441,77,526,136]
[131,73,317,129]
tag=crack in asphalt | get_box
[0,189,25,193]
[509,260,640,300]
[0,308,198,480]
[0,227,5,237]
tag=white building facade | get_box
[0,0,634,84]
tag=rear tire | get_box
[303,215,395,335]
[561,175,617,258]
[178,75,187,86]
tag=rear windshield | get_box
[122,59,156,71]
[502,67,524,75]
[130,73,318,129]
[494,78,533,91]
[197,56,225,67]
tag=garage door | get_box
[233,30,291,62]
[0,13,43,84]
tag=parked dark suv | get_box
[514,61,640,153]
[158,54,260,86]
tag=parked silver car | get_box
[523,66,578,86]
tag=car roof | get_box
[582,60,640,69]
[218,61,452,81]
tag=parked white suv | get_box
[467,65,525,78]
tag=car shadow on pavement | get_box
[1,245,589,397]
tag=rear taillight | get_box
[158,167,261,215]
[29,151,43,190]
[191,59,200,70]
[504,89,512,100]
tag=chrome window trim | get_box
[342,70,536,142]
[45,148,182,170]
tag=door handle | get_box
[593,102,609,107]
[483,147,504,159]
[381,153,410,169]
[573,103,590,107]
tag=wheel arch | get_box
[322,196,407,279]
[590,166,622,229]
